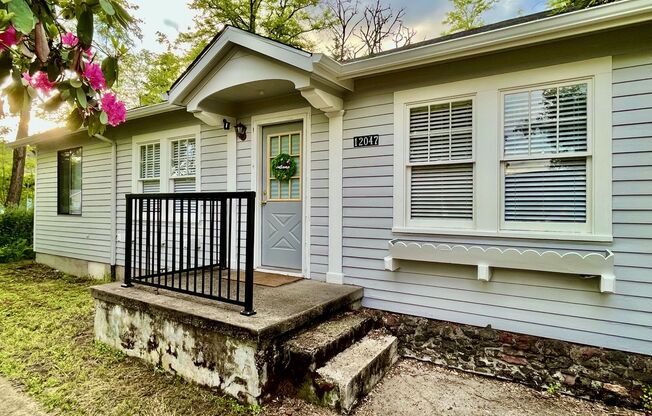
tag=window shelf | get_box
[384,240,615,293]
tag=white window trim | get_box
[393,57,612,242]
[405,96,476,230]
[131,125,202,194]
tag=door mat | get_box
[231,271,302,287]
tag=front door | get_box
[261,122,303,272]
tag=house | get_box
[14,0,652,409]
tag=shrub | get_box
[0,239,34,263]
[0,208,34,262]
[642,384,652,412]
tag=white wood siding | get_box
[35,137,112,262]
[311,109,329,281]
[341,51,652,355]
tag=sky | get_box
[4,0,550,140]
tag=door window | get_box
[267,132,301,201]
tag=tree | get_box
[327,0,415,61]
[442,0,496,35]
[0,0,135,206]
[327,0,361,61]
[138,34,192,106]
[548,0,616,12]
[180,0,331,52]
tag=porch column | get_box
[326,110,345,284]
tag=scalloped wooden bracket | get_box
[385,240,616,294]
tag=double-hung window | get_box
[502,82,590,232]
[394,58,611,241]
[407,98,474,228]
[133,126,200,194]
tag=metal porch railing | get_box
[122,191,256,315]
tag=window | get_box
[139,143,160,193]
[58,147,82,215]
[502,82,589,231]
[133,127,200,195]
[267,132,301,201]
[170,138,197,193]
[393,58,612,241]
[407,99,474,227]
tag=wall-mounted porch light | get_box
[235,122,247,141]
[223,119,231,130]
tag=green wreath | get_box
[271,153,297,181]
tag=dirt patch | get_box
[263,359,645,416]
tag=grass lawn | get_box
[0,261,260,416]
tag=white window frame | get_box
[131,125,202,194]
[393,57,612,242]
[499,79,593,234]
[405,96,477,230]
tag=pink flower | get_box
[62,32,79,47]
[0,26,20,49]
[83,62,106,90]
[84,47,93,58]
[22,71,56,94]
[101,93,127,126]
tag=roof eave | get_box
[10,102,182,148]
[339,0,652,79]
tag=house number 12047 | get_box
[353,135,380,147]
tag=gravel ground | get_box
[262,359,645,416]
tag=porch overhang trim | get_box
[168,27,351,106]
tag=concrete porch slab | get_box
[91,280,363,404]
[91,280,363,341]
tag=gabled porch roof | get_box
[167,26,351,121]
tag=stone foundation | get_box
[364,310,652,409]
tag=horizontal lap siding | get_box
[115,136,132,265]
[311,110,328,280]
[35,139,112,263]
[201,125,228,192]
[341,53,652,355]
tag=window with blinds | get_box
[170,138,196,178]
[408,99,474,222]
[140,143,160,179]
[502,82,589,225]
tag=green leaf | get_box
[66,108,83,131]
[77,9,94,48]
[0,10,15,32]
[69,78,82,88]
[99,111,108,125]
[101,56,118,88]
[43,92,63,111]
[47,60,61,82]
[99,0,115,15]
[5,80,26,114]
[8,0,35,34]
[76,87,87,108]
[0,51,12,80]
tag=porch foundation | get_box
[91,281,363,404]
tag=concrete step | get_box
[285,312,374,372]
[313,330,398,414]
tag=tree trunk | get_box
[5,107,30,207]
